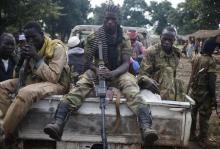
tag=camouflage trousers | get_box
[190,95,212,139]
[63,69,148,114]
[0,79,65,134]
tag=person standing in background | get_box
[67,36,85,84]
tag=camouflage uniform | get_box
[63,32,147,114]
[0,37,70,134]
[190,54,217,140]
[138,43,184,101]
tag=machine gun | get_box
[213,99,220,118]
[96,41,108,149]
[14,58,30,97]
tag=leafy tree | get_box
[0,0,91,41]
[167,2,200,35]
[51,0,90,40]
[121,0,150,27]
[92,1,122,25]
[169,0,220,35]
[0,0,18,33]
[0,0,62,34]
[195,0,220,29]
[148,0,175,34]
[92,3,107,25]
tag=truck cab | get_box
[69,25,150,48]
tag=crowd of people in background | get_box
[182,36,220,59]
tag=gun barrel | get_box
[97,40,108,148]
[100,97,108,149]
[14,58,30,97]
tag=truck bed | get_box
[18,90,192,149]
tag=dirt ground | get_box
[175,54,220,149]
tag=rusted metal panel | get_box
[56,142,141,149]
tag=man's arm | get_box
[137,49,154,81]
[108,34,131,78]
[207,57,217,107]
[137,49,160,94]
[34,44,67,83]
[112,54,130,77]
[208,72,216,98]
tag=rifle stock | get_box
[97,41,108,149]
[14,58,30,97]
[215,100,220,117]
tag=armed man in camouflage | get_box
[188,35,220,148]
[44,4,158,145]
[138,27,184,101]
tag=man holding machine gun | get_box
[44,4,158,146]
[0,22,70,148]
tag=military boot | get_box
[3,133,17,149]
[189,129,198,141]
[44,101,71,141]
[138,106,158,145]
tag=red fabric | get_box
[128,31,137,40]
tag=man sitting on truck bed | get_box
[0,22,70,147]
[138,27,184,101]
[44,4,159,145]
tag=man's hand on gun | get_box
[96,66,116,80]
[21,44,40,61]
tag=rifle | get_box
[96,41,108,149]
[213,99,220,118]
[187,57,199,94]
[13,58,30,97]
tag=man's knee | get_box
[0,90,12,118]
[61,98,80,111]
[16,88,36,106]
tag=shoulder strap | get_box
[186,56,199,94]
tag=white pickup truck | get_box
[17,90,194,149]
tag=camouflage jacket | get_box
[190,54,216,101]
[138,43,184,100]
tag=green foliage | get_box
[92,3,122,25]
[168,2,200,35]
[169,0,220,35]
[121,0,150,27]
[93,3,107,25]
[0,0,91,41]
[197,0,220,29]
[148,0,175,34]
[49,0,90,40]
[1,0,219,38]
[0,0,63,34]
